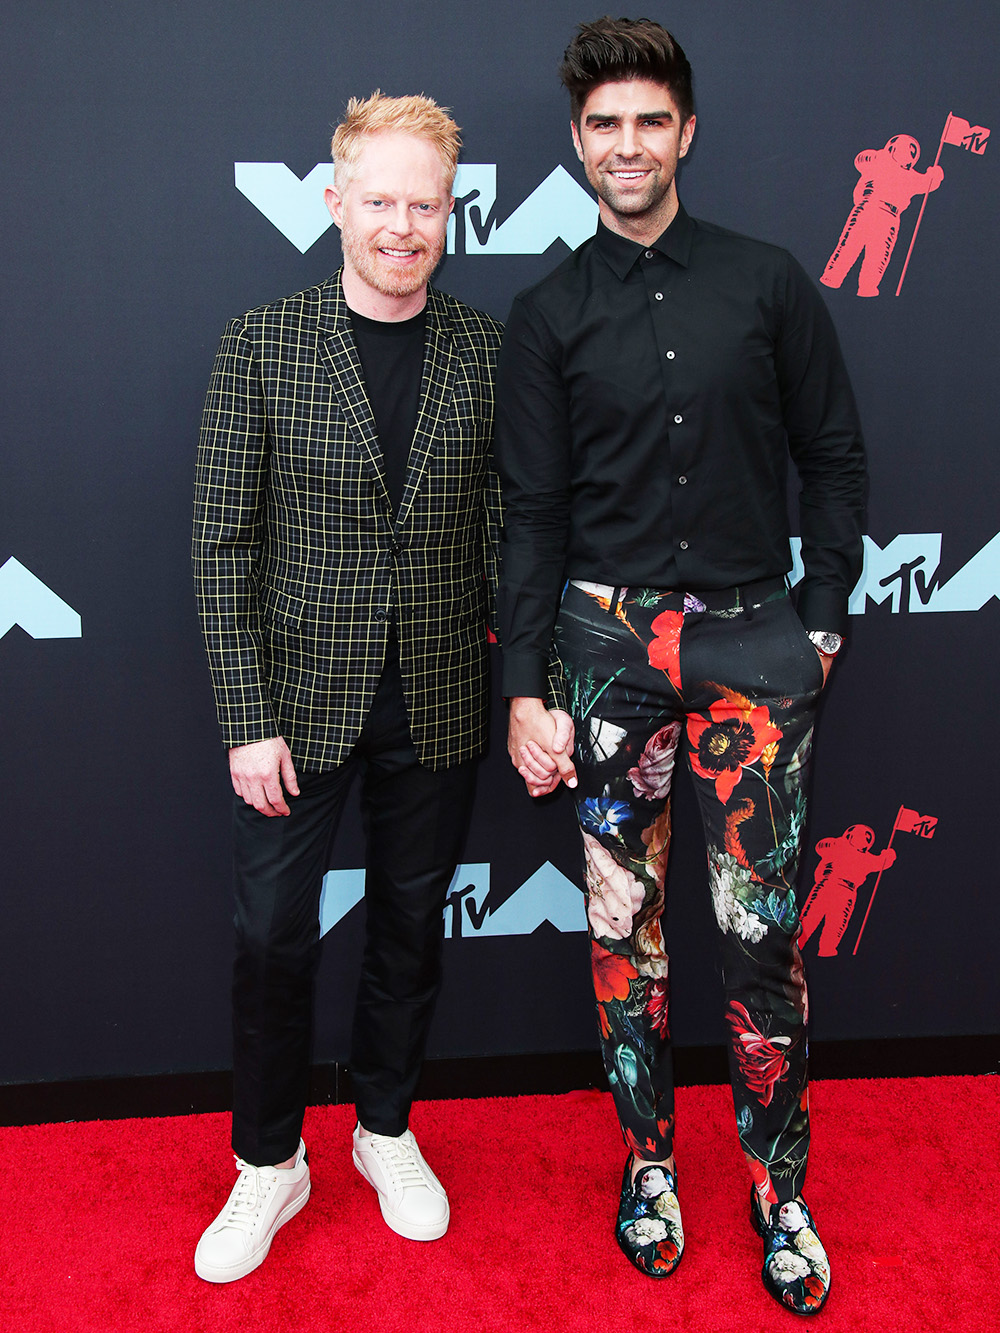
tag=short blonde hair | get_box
[331,90,461,193]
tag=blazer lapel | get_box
[395,287,454,529]
[315,271,390,507]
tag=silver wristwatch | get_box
[807,630,843,657]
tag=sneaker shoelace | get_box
[221,1158,280,1232]
[370,1135,432,1190]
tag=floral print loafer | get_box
[750,1188,831,1315]
[615,1157,684,1277]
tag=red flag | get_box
[942,114,990,154]
[895,807,937,838]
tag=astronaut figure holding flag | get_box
[820,135,943,297]
[822,111,989,298]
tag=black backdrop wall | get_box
[2,1,997,1091]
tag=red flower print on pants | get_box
[687,688,782,804]
[727,1001,792,1108]
[646,978,670,1038]
[746,1154,779,1206]
[591,941,638,1003]
[624,1126,659,1159]
[647,610,683,691]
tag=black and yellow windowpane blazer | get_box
[193,271,503,772]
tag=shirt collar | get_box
[594,201,694,279]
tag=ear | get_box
[679,114,697,160]
[448,195,455,216]
[570,119,585,163]
[324,186,343,227]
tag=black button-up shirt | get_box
[494,204,867,699]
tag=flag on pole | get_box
[895,111,989,294]
[851,804,938,953]
[895,807,938,838]
[941,114,990,154]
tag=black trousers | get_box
[230,642,475,1165]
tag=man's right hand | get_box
[229,737,300,816]
[508,697,577,797]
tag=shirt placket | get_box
[642,250,692,574]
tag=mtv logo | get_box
[789,532,1000,614]
[318,861,586,940]
[0,558,82,640]
[448,165,597,255]
[850,533,942,613]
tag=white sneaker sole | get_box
[194,1180,311,1283]
[352,1148,450,1241]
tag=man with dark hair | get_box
[193,92,502,1281]
[495,16,865,1316]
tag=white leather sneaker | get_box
[352,1124,450,1240]
[194,1140,311,1282]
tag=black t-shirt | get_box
[350,307,427,514]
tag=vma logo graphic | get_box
[0,558,81,640]
[234,162,597,256]
[789,532,1000,614]
[318,861,585,939]
[234,163,337,254]
[820,111,990,298]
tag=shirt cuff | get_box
[796,581,850,638]
[501,651,550,701]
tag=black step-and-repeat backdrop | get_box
[2,1,997,1087]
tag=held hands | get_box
[507,697,577,798]
[229,736,300,816]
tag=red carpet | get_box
[2,1076,996,1332]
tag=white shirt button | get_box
[674,414,683,423]
[679,540,689,550]
[654,292,663,301]
[666,350,675,359]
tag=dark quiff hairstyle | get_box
[559,16,694,126]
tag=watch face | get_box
[808,631,843,656]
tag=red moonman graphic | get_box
[798,825,896,957]
[820,135,943,297]
[821,112,989,299]
[798,806,938,957]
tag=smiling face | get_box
[325,131,453,318]
[571,78,695,243]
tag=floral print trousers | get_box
[555,579,824,1206]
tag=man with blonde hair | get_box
[193,91,503,1281]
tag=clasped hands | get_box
[507,696,577,798]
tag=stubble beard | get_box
[340,217,445,299]
[593,161,672,222]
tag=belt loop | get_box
[609,587,623,617]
